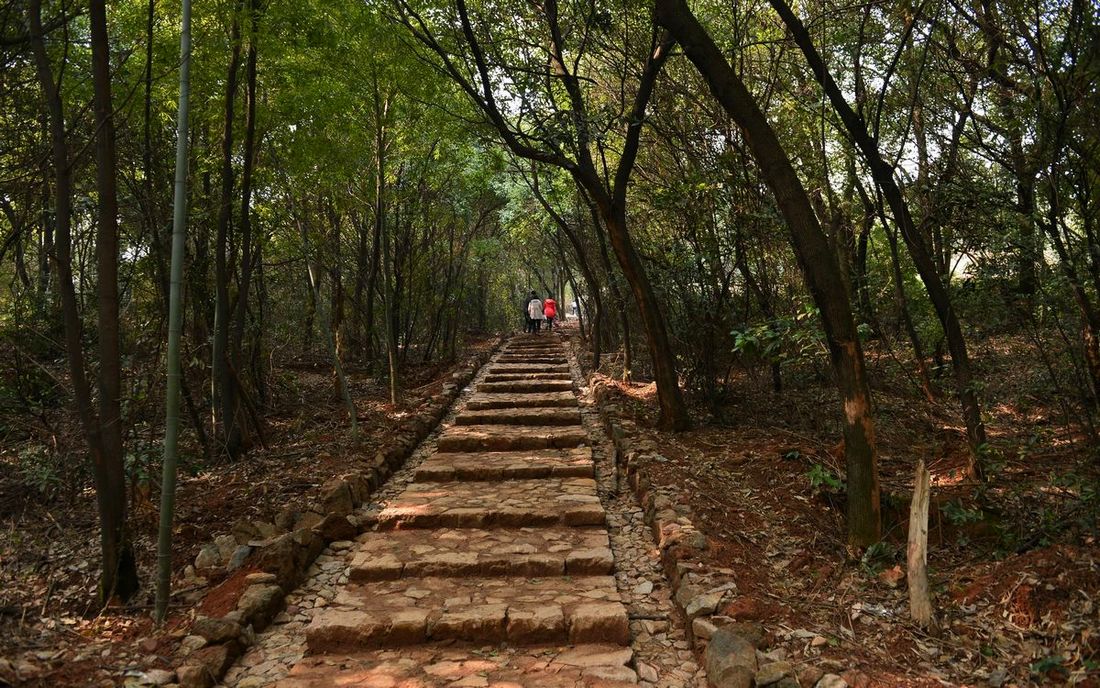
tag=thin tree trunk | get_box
[143,0,168,306]
[584,192,629,377]
[374,84,398,405]
[232,0,260,359]
[328,202,346,395]
[213,0,244,459]
[1044,209,1100,406]
[866,176,939,404]
[299,214,357,434]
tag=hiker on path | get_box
[522,290,536,332]
[526,293,544,333]
[543,294,557,331]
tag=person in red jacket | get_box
[543,295,557,331]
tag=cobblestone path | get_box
[224,333,703,687]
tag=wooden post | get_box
[907,459,936,630]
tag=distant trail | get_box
[224,330,703,687]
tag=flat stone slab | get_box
[279,644,637,687]
[497,355,568,363]
[437,424,587,452]
[484,372,574,382]
[455,407,582,426]
[477,380,575,393]
[305,576,628,651]
[414,448,594,482]
[504,340,563,346]
[467,392,578,410]
[490,363,571,373]
[349,527,613,581]
[368,478,605,529]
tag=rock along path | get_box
[223,333,704,687]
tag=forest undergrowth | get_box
[583,332,1099,687]
[0,336,497,687]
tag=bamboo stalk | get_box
[155,0,192,624]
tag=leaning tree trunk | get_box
[656,0,882,547]
[766,0,986,479]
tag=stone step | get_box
[367,478,604,529]
[477,380,574,393]
[437,424,587,452]
[483,372,574,382]
[495,358,567,365]
[466,392,578,410]
[499,346,565,353]
[305,576,628,652]
[489,363,571,373]
[277,644,638,687]
[348,527,612,581]
[503,346,564,353]
[454,407,581,426]
[414,448,593,482]
[506,339,563,347]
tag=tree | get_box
[396,0,692,430]
[654,0,882,546]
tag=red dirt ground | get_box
[572,327,1099,687]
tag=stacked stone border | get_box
[169,336,506,688]
[565,331,852,688]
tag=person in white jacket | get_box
[526,294,544,333]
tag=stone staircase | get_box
[277,334,638,686]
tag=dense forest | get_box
[0,0,1097,683]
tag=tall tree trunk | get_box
[328,203,346,397]
[90,0,139,601]
[364,205,382,362]
[28,0,106,515]
[351,211,369,355]
[583,191,630,377]
[857,179,937,401]
[213,2,244,458]
[655,0,882,546]
[143,0,168,305]
[374,84,398,405]
[298,214,357,433]
[37,134,53,299]
[230,0,261,422]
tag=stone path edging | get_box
[168,336,506,688]
[586,381,724,642]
